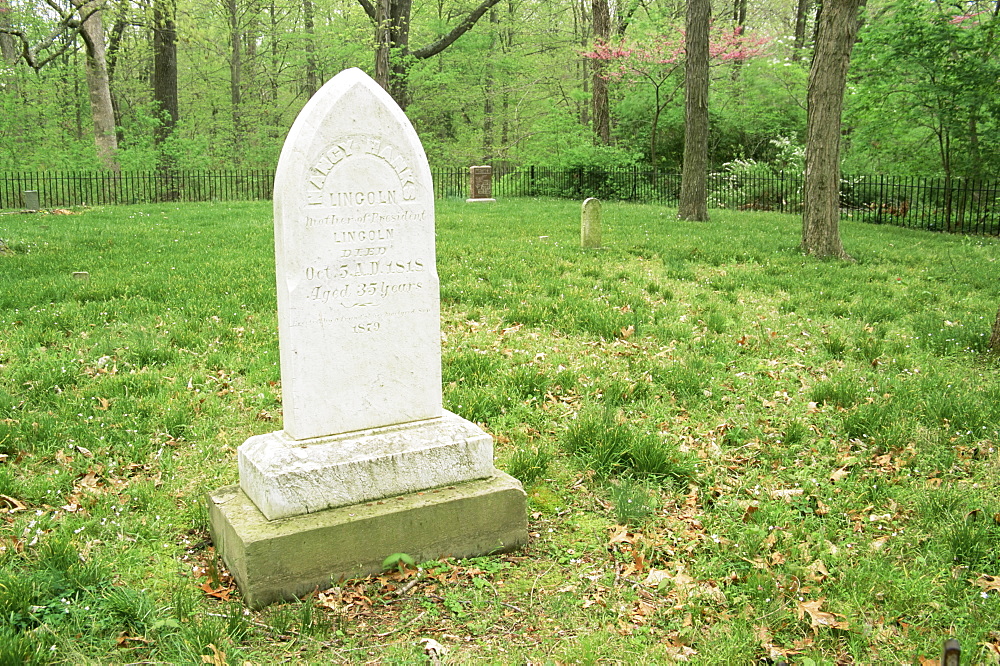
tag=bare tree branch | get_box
[357,0,376,21]
[0,0,101,71]
[411,0,504,59]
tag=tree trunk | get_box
[989,305,1000,352]
[374,0,390,91]
[592,0,611,145]
[0,0,18,65]
[152,0,178,154]
[388,0,412,107]
[801,0,865,259]
[76,0,119,171]
[482,7,499,161]
[576,0,589,128]
[225,0,242,162]
[678,0,710,221]
[303,0,318,98]
[792,0,813,62]
[732,0,746,26]
[968,113,981,180]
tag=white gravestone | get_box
[238,68,495,520]
[274,68,441,439]
[210,69,526,607]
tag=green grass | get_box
[1,198,999,663]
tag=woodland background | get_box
[0,0,998,181]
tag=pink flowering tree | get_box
[583,26,768,166]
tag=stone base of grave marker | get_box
[208,472,527,609]
[238,411,495,521]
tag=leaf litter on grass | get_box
[3,201,1000,663]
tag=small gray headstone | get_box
[581,197,602,249]
[23,191,40,212]
[466,165,495,202]
[72,271,90,281]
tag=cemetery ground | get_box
[1,198,999,664]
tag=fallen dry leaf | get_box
[796,598,849,631]
[830,465,852,483]
[972,574,1000,593]
[201,644,226,666]
[0,494,27,512]
[805,560,831,583]
[419,637,448,666]
[198,581,233,602]
[116,632,152,647]
[662,644,697,661]
[644,569,672,588]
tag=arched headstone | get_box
[208,69,527,607]
[581,197,602,249]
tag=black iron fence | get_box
[0,170,275,209]
[3,168,998,236]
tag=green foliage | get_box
[847,0,1000,178]
[562,408,695,484]
[607,479,658,526]
[505,445,553,486]
[382,553,416,573]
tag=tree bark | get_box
[792,0,813,62]
[989,305,1000,352]
[591,0,611,145]
[225,0,242,161]
[152,0,178,153]
[732,0,746,26]
[303,0,318,97]
[0,0,18,65]
[801,0,865,259]
[76,0,119,171]
[374,0,390,92]
[678,0,710,221]
[482,7,498,160]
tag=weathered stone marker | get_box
[466,165,496,202]
[581,197,602,249]
[207,68,527,608]
[23,190,39,212]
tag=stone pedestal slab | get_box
[239,410,494,520]
[208,473,527,609]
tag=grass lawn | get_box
[2,198,1000,664]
